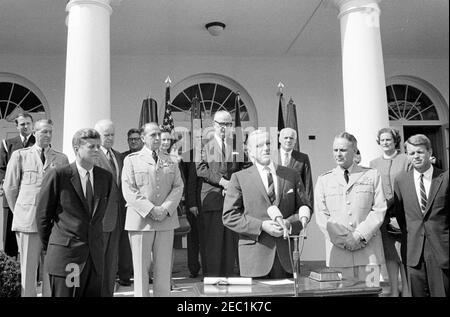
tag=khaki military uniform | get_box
[4,144,69,296]
[122,146,183,296]
[315,164,386,284]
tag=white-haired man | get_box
[223,129,311,278]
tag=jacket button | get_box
[349,222,354,227]
[348,212,352,216]
[346,201,351,205]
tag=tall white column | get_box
[335,0,389,165]
[63,0,112,160]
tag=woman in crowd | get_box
[370,127,411,297]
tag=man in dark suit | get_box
[36,128,113,297]
[394,134,449,297]
[94,119,132,294]
[122,128,143,158]
[223,129,312,278]
[278,127,313,207]
[196,110,246,276]
[0,112,35,257]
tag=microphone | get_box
[267,206,289,239]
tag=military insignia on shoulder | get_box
[321,170,333,176]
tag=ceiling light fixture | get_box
[205,21,226,36]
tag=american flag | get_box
[162,77,174,131]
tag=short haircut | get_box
[127,128,141,137]
[279,127,297,139]
[94,119,114,133]
[213,110,232,121]
[140,122,160,135]
[72,128,100,149]
[376,127,401,148]
[334,132,358,150]
[34,119,53,131]
[14,112,33,125]
[247,129,269,151]
[405,134,432,151]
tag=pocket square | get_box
[286,189,294,194]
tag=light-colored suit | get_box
[4,144,68,296]
[122,146,183,296]
[315,164,386,283]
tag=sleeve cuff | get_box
[298,206,311,221]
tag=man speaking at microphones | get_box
[223,129,312,279]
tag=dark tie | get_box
[420,174,427,213]
[265,167,276,204]
[85,171,94,215]
[22,138,28,148]
[221,138,226,162]
[344,169,349,183]
[40,149,46,165]
[107,150,117,181]
[152,151,158,163]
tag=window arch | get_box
[163,73,258,130]
[386,75,449,169]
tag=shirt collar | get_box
[337,163,355,174]
[413,165,433,180]
[280,148,293,156]
[76,161,93,177]
[143,145,157,155]
[254,160,276,175]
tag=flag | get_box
[139,96,158,128]
[162,80,174,132]
[285,97,300,151]
[277,91,285,132]
[233,92,244,162]
[191,95,202,162]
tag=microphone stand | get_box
[290,230,306,297]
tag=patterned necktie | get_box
[419,174,427,213]
[107,150,117,181]
[40,149,46,165]
[283,152,289,167]
[221,138,226,162]
[85,171,94,215]
[344,169,349,183]
[152,151,158,163]
[22,137,28,148]
[264,167,276,204]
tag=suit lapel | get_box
[424,168,443,216]
[332,168,347,187]
[43,148,56,170]
[275,165,285,206]
[249,166,272,205]
[347,165,366,189]
[70,163,90,216]
[406,170,423,218]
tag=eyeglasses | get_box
[128,137,141,142]
[214,121,232,128]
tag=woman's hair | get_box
[376,127,401,149]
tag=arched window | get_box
[386,76,449,169]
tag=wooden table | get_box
[194,277,382,297]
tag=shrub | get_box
[0,251,21,297]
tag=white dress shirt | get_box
[413,165,433,210]
[76,161,94,197]
[279,148,292,167]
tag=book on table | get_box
[308,268,343,282]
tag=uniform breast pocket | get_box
[134,170,150,186]
[324,187,341,210]
[22,168,41,185]
[354,183,374,208]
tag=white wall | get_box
[0,53,448,260]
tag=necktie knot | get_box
[344,169,349,183]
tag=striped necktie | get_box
[264,166,276,204]
[419,174,427,213]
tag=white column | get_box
[63,0,112,160]
[335,0,389,165]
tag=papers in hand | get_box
[203,277,252,285]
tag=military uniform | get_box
[4,144,69,296]
[122,146,183,296]
[314,164,386,284]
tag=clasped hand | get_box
[149,206,167,222]
[342,232,366,251]
[262,220,290,239]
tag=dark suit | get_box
[95,148,131,296]
[196,137,246,276]
[394,168,449,297]
[223,164,311,277]
[36,163,113,297]
[0,134,35,256]
[281,150,314,207]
